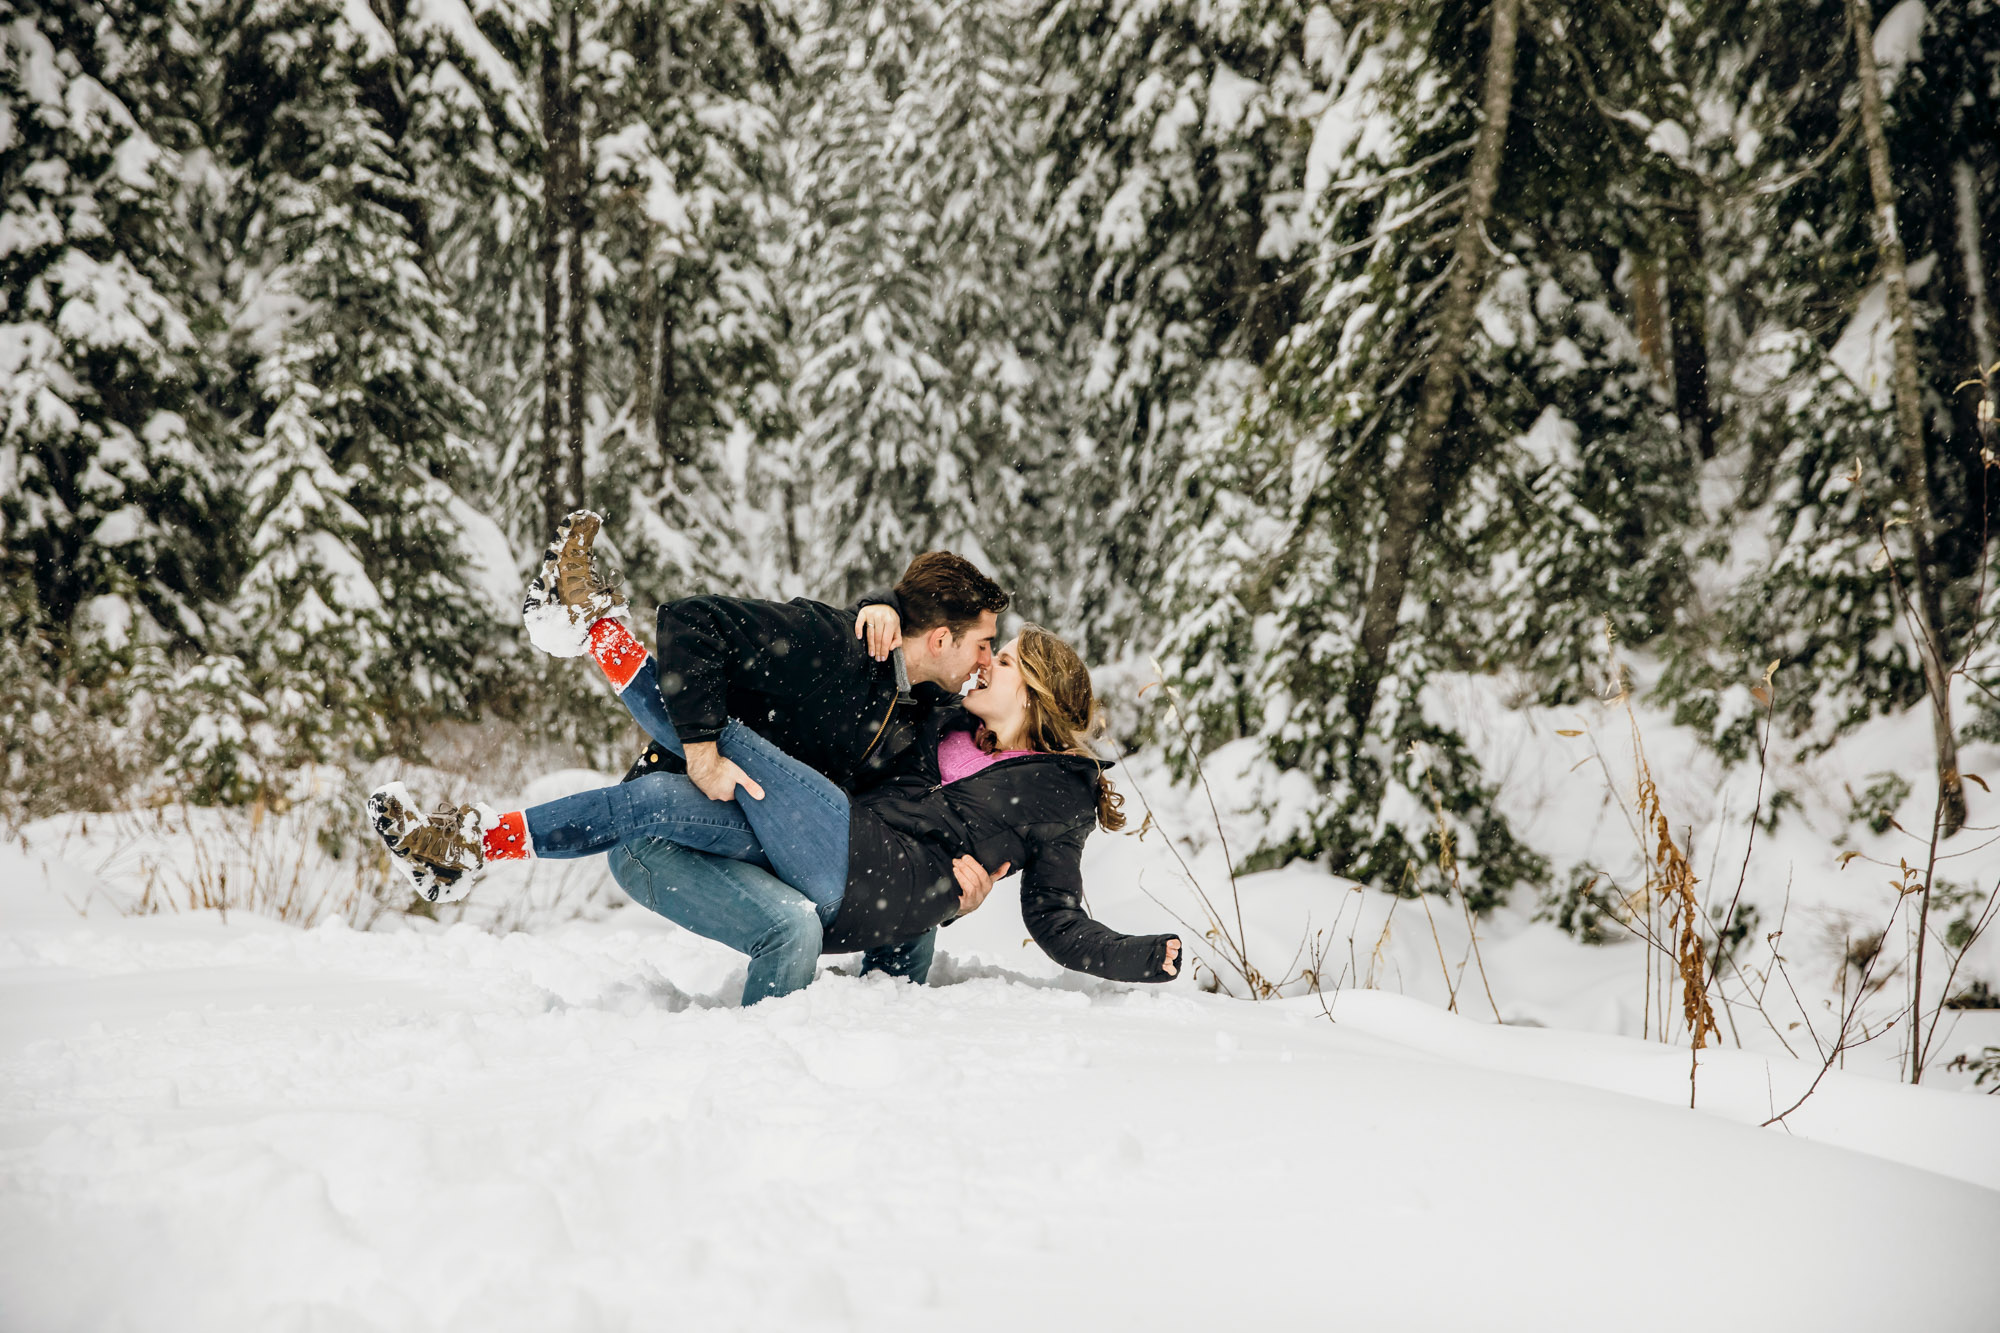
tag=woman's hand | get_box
[1161,939,1181,977]
[856,604,903,661]
[952,856,1009,915]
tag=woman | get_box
[368,607,1181,1003]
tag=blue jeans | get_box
[608,836,936,1003]
[608,837,820,1002]
[539,649,930,1001]
[524,677,851,915]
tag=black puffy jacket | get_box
[825,709,1180,984]
[626,591,940,794]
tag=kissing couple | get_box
[366,512,1182,1005]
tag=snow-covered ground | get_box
[5,678,1998,1328]
[5,844,2000,1327]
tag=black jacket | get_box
[627,591,940,794]
[826,708,1180,984]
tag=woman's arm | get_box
[1020,822,1180,982]
[855,598,902,661]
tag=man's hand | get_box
[952,856,1009,915]
[1161,939,1181,977]
[856,605,903,661]
[683,741,766,802]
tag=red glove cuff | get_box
[483,810,532,861]
[587,617,648,691]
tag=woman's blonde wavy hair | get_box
[980,624,1126,831]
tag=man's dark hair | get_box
[895,551,1009,636]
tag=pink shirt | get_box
[938,728,1034,784]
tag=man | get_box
[630,548,1005,799]
[528,515,1008,996]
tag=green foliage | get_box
[5,0,1995,897]
[1537,867,1626,946]
[1029,0,1329,650]
[1848,770,1913,835]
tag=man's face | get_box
[934,610,997,692]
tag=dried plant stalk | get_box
[1625,705,1720,1105]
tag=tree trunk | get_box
[656,302,677,461]
[1629,252,1669,383]
[1954,160,1997,421]
[563,6,588,515]
[1347,0,1523,732]
[537,16,566,540]
[1846,0,1966,840]
[634,264,657,445]
[1665,206,1716,461]
[631,8,659,455]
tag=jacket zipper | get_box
[856,689,898,769]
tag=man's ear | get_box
[927,625,955,655]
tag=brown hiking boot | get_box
[367,782,489,903]
[523,509,628,657]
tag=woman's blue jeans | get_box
[523,695,850,915]
[526,651,934,999]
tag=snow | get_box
[407,0,528,105]
[1827,253,1936,407]
[1644,118,1690,164]
[1204,64,1261,139]
[6,668,2000,1331]
[1475,264,1536,349]
[1516,405,1580,472]
[5,16,65,107]
[446,490,526,618]
[1094,168,1154,254]
[1301,45,1388,206]
[1873,1,1928,84]
[1149,90,1200,153]
[334,0,396,65]
[78,593,132,649]
[522,597,600,657]
[3,838,1997,1330]
[88,505,145,547]
[1303,5,1346,85]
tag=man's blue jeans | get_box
[535,649,934,999]
[608,836,936,1002]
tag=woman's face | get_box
[964,636,1029,737]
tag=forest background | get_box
[3,0,1996,968]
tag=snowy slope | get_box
[3,847,1997,1332]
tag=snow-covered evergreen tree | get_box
[588,0,797,601]
[434,0,796,611]
[1659,0,1999,772]
[783,0,1052,600]
[1030,0,1326,649]
[0,0,219,670]
[208,0,497,775]
[1151,0,1692,897]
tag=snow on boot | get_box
[523,509,628,657]
[367,782,492,904]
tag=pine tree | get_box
[1659,0,1998,813]
[208,0,496,774]
[783,0,1052,600]
[0,0,220,669]
[1029,0,1326,649]
[438,0,797,608]
[1152,0,1692,897]
[589,0,797,600]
